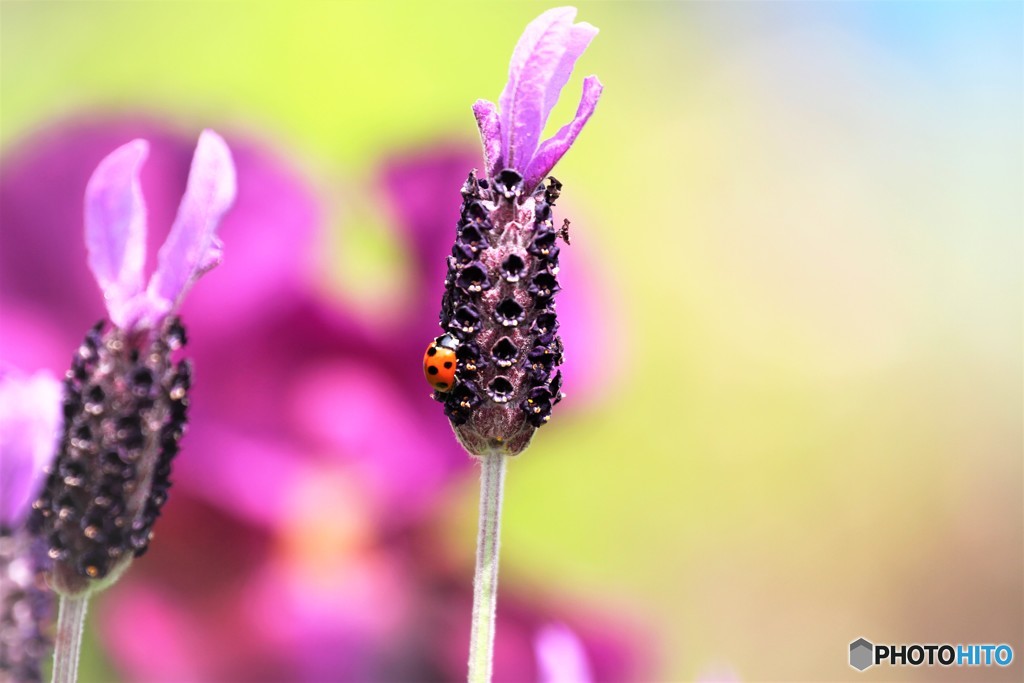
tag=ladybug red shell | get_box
[424,334,459,392]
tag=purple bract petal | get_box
[145,129,236,327]
[537,19,598,139]
[84,139,149,330]
[499,7,574,171]
[497,7,597,176]
[472,100,504,179]
[524,75,603,191]
[0,369,62,527]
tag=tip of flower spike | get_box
[495,6,600,190]
[84,131,237,332]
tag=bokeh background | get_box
[1,1,1021,682]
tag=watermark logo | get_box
[849,638,873,671]
[849,638,1014,671]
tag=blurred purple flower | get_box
[0,118,639,680]
[536,623,593,683]
[0,369,62,528]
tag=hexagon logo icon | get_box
[850,637,874,671]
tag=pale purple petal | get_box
[472,99,504,178]
[146,129,236,326]
[0,369,62,527]
[535,623,594,683]
[524,75,603,191]
[498,7,577,171]
[538,21,598,136]
[84,139,149,329]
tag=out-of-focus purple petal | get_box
[536,622,594,683]
[524,75,603,191]
[473,100,504,178]
[99,584,207,682]
[0,370,62,527]
[84,139,149,329]
[173,426,307,529]
[146,129,236,327]
[548,231,623,407]
[498,7,577,171]
[435,585,649,683]
[288,359,466,523]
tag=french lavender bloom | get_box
[29,131,236,597]
[430,6,603,457]
[0,370,61,683]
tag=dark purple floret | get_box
[452,304,482,339]
[528,272,560,305]
[528,229,559,259]
[494,169,524,201]
[500,254,527,283]
[443,380,482,426]
[457,262,492,293]
[490,337,518,368]
[521,386,555,427]
[461,200,492,230]
[456,342,486,378]
[486,377,515,404]
[452,242,477,265]
[29,316,191,594]
[458,224,490,252]
[494,298,526,327]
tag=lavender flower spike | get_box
[433,7,601,457]
[475,6,602,194]
[0,370,62,529]
[432,8,602,683]
[31,130,236,597]
[1,369,61,683]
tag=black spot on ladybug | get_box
[427,347,437,357]
[436,382,449,389]
[427,366,439,376]
[443,361,453,369]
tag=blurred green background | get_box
[2,1,1021,681]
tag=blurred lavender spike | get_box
[0,369,61,683]
[33,130,236,598]
[0,369,62,529]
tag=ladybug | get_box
[424,333,459,392]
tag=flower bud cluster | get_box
[30,317,190,594]
[434,169,565,456]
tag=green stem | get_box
[467,453,508,683]
[52,593,89,683]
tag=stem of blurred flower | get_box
[52,594,88,683]
[468,453,508,683]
